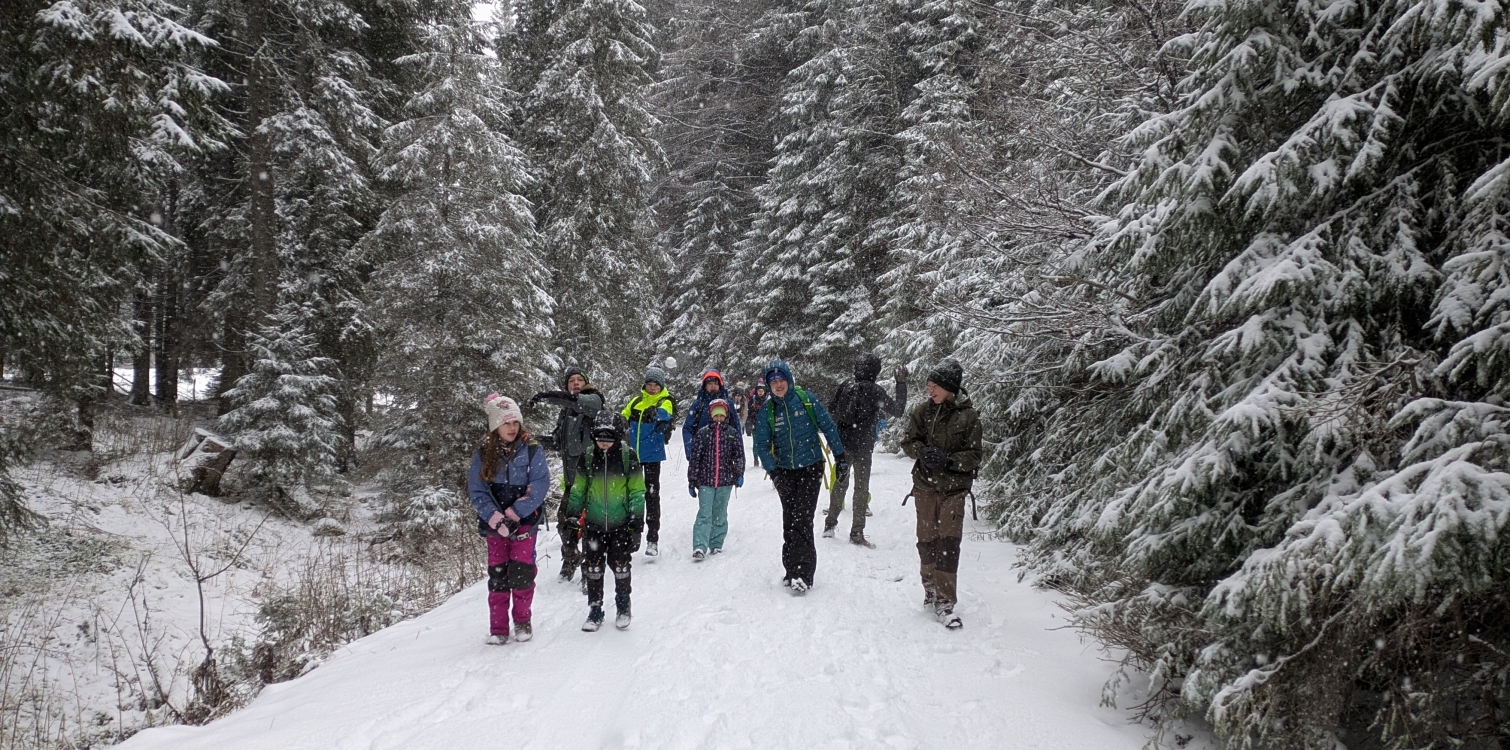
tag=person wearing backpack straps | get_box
[620,366,675,556]
[681,368,742,459]
[565,411,646,631]
[752,359,847,595]
[467,394,552,645]
[528,367,604,582]
[899,360,982,630]
[823,353,908,547]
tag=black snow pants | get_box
[772,462,824,587]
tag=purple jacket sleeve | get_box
[466,450,497,522]
[511,445,551,519]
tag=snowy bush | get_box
[218,309,344,509]
[377,485,470,557]
[0,421,42,544]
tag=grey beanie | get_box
[644,366,667,388]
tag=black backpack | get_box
[829,380,879,433]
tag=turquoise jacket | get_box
[752,360,846,471]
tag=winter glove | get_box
[563,514,582,530]
[487,511,506,531]
[689,483,699,498]
[895,365,908,381]
[627,521,644,552]
[921,446,949,471]
[736,476,744,488]
[834,455,849,475]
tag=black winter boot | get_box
[582,604,605,632]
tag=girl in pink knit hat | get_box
[467,394,551,644]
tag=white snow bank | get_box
[120,445,1166,750]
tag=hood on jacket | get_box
[853,353,882,382]
[764,359,795,387]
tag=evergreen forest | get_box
[3,0,1509,746]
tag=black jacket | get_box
[828,356,906,452]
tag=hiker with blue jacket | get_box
[467,394,552,645]
[681,369,742,458]
[752,360,847,595]
[621,366,675,557]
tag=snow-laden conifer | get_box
[736,0,907,390]
[505,0,664,378]
[997,0,1510,744]
[218,307,343,501]
[365,9,552,495]
[1,0,225,426]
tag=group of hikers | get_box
[465,355,983,642]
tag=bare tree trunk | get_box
[215,313,247,416]
[155,274,180,408]
[246,2,279,327]
[130,286,153,405]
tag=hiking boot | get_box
[645,542,658,557]
[849,533,875,549]
[615,607,632,630]
[709,547,722,555]
[559,568,575,583]
[512,621,532,642]
[937,605,962,630]
[485,633,508,646]
[923,587,937,608]
[821,524,836,539]
[790,579,810,596]
[692,548,706,562]
[582,605,605,632]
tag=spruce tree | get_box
[187,0,399,419]
[366,7,552,491]
[735,0,910,391]
[217,306,343,502]
[0,0,225,439]
[504,0,665,378]
[1000,0,1510,745]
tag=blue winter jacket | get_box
[681,386,742,458]
[752,361,846,472]
[621,389,674,463]
[467,439,551,536]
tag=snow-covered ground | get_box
[119,442,1185,750]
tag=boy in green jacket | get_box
[565,412,647,631]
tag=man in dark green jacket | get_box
[899,360,981,630]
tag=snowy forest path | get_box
[119,440,1154,750]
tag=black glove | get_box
[921,446,949,470]
[689,483,699,498]
[834,455,849,475]
[530,390,575,406]
[627,521,644,552]
[895,365,908,380]
[563,513,582,530]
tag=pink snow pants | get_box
[486,529,537,634]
